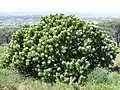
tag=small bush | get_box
[87,67,109,84]
[2,14,117,84]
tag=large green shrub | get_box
[2,14,117,84]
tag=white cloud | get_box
[0,0,120,13]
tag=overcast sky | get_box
[0,0,120,13]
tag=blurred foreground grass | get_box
[0,68,120,90]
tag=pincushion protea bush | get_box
[2,14,117,84]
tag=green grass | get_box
[0,46,120,90]
[0,45,6,58]
[0,46,5,56]
[0,69,73,90]
[84,83,120,90]
[0,69,120,90]
[0,45,6,68]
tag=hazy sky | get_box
[0,0,120,13]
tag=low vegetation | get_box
[0,67,120,90]
[2,14,117,84]
[0,14,120,90]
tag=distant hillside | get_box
[0,12,120,28]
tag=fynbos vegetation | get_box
[2,14,117,84]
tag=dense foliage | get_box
[2,14,117,84]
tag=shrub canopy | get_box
[3,14,117,84]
